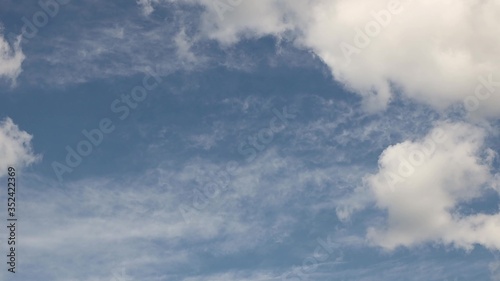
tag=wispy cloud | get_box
[0,117,39,177]
[0,29,25,85]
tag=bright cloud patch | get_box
[173,0,500,115]
[137,0,160,16]
[0,118,39,177]
[365,122,500,250]
[0,31,25,84]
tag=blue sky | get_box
[1,0,500,280]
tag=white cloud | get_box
[364,121,500,250]
[17,150,308,279]
[174,28,200,64]
[0,31,25,85]
[175,0,500,116]
[162,2,500,251]
[34,19,193,85]
[17,143,366,280]
[136,0,160,16]
[0,118,39,177]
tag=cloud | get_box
[137,0,160,16]
[173,0,500,115]
[20,175,246,280]
[181,271,277,281]
[0,118,39,177]
[156,1,500,252]
[17,140,374,280]
[20,148,330,280]
[491,254,500,281]
[0,30,25,85]
[187,122,226,150]
[364,121,500,250]
[29,9,201,85]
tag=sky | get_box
[1,0,500,280]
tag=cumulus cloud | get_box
[0,118,39,177]
[170,0,500,115]
[364,121,500,250]
[165,2,500,251]
[0,31,25,85]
